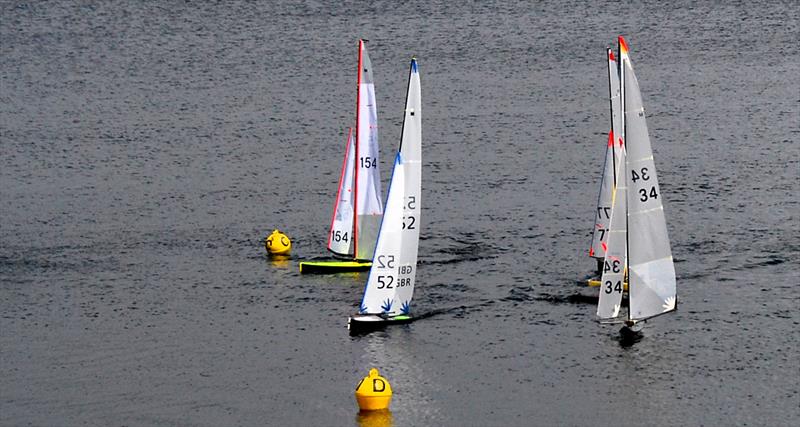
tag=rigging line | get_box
[627,155,655,163]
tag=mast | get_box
[353,39,364,259]
[596,46,626,320]
[619,36,631,323]
[607,48,617,182]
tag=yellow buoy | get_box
[355,368,392,411]
[265,229,291,255]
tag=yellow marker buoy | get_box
[265,229,291,255]
[355,368,392,411]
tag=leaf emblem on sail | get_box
[612,303,621,318]
[662,296,676,311]
[400,301,411,315]
[359,304,368,314]
[381,299,393,313]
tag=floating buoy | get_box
[265,229,291,255]
[355,368,392,411]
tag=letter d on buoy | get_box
[355,368,392,411]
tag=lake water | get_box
[1,1,798,426]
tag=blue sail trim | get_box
[357,152,403,311]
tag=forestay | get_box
[354,40,384,260]
[359,58,421,316]
[620,37,677,321]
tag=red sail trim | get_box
[327,128,354,252]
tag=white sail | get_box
[359,58,421,316]
[354,39,384,260]
[327,128,356,256]
[597,144,627,319]
[590,49,623,260]
[608,48,624,172]
[590,132,615,259]
[620,37,677,321]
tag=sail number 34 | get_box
[631,167,659,202]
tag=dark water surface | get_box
[2,1,798,426]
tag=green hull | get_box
[299,260,372,274]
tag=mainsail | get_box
[359,58,421,316]
[327,128,356,256]
[619,36,677,321]
[354,39,384,260]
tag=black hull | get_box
[298,260,372,274]
[348,315,414,336]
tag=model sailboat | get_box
[349,57,421,334]
[300,39,384,274]
[596,37,677,334]
[588,47,625,284]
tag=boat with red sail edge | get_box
[299,38,383,274]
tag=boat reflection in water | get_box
[354,325,444,424]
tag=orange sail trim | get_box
[608,50,616,61]
[619,36,629,55]
[608,130,614,147]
